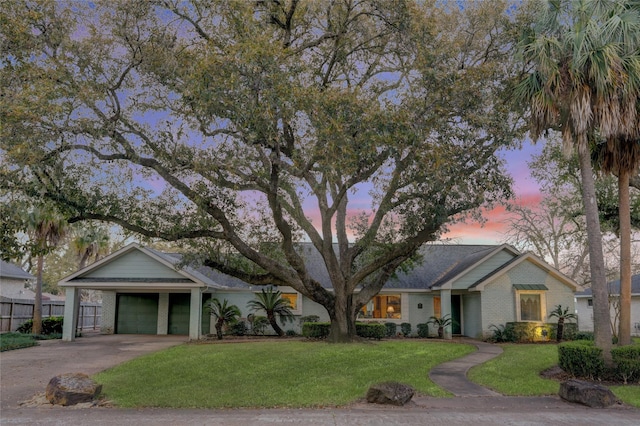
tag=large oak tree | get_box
[1,0,524,341]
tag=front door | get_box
[451,295,462,335]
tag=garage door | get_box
[116,293,158,334]
[168,293,190,335]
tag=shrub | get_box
[612,345,640,384]
[384,322,397,337]
[487,324,516,343]
[229,320,248,336]
[16,316,64,335]
[299,315,320,325]
[250,316,270,335]
[416,323,430,338]
[302,322,331,339]
[285,329,297,337]
[356,323,386,340]
[505,322,554,342]
[558,341,605,380]
[573,331,594,341]
[400,322,411,337]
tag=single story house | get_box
[59,242,579,341]
[575,274,640,336]
[0,260,36,299]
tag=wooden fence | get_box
[0,297,101,333]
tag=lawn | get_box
[0,332,39,351]
[469,343,640,407]
[94,340,475,408]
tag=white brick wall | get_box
[101,291,116,334]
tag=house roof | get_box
[58,242,577,293]
[576,274,640,297]
[59,243,226,289]
[0,260,35,280]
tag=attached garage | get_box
[116,293,159,334]
[59,244,224,341]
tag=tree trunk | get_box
[327,294,358,343]
[618,169,632,346]
[577,147,612,363]
[267,312,284,336]
[33,255,44,335]
[215,319,224,340]
[556,318,564,342]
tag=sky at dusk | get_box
[443,141,544,245]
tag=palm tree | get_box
[71,224,110,270]
[515,0,640,361]
[204,298,241,340]
[595,139,640,346]
[427,314,454,339]
[26,206,68,335]
[247,288,295,336]
[548,304,578,342]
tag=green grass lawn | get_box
[469,343,640,407]
[94,340,474,408]
[0,332,39,351]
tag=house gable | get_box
[58,243,221,290]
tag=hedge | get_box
[302,322,386,340]
[16,316,64,335]
[612,345,640,384]
[558,341,605,380]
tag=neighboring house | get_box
[575,274,640,337]
[0,260,35,299]
[59,242,579,341]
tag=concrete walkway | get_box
[429,338,503,396]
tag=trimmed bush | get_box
[505,322,554,342]
[356,323,386,340]
[558,341,605,380]
[229,320,248,336]
[16,316,64,335]
[400,322,411,337]
[302,322,386,339]
[302,322,331,339]
[299,315,320,324]
[285,329,297,337]
[384,322,397,337]
[416,323,430,338]
[612,345,640,384]
[574,331,594,341]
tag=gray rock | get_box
[45,373,102,406]
[366,382,414,406]
[559,379,618,408]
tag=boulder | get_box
[45,373,102,406]
[366,382,414,406]
[559,379,618,408]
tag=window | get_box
[281,293,299,311]
[433,297,441,318]
[587,298,593,307]
[361,294,402,319]
[520,293,541,321]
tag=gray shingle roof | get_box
[0,260,35,280]
[157,243,509,291]
[576,274,640,297]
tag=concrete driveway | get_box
[1,333,187,410]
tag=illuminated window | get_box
[433,297,441,318]
[281,293,298,311]
[361,295,401,319]
[519,293,543,321]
